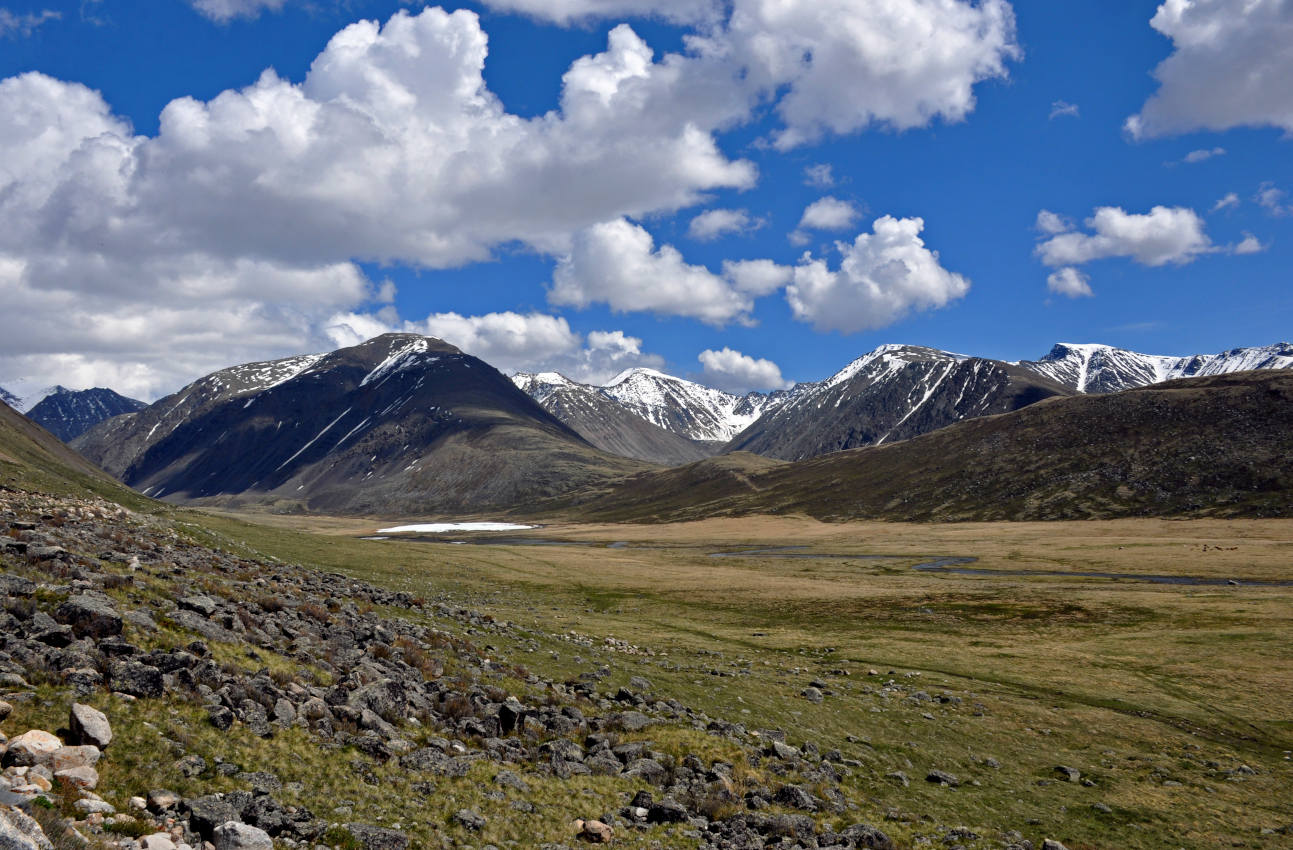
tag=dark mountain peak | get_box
[74,332,642,513]
[25,387,148,443]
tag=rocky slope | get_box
[511,374,714,465]
[548,371,1293,523]
[0,486,986,850]
[724,346,1072,462]
[25,388,148,443]
[72,334,646,515]
[0,386,18,408]
[1016,342,1293,394]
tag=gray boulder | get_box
[54,595,122,639]
[69,703,112,749]
[212,822,272,850]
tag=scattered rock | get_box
[926,770,959,787]
[575,819,613,843]
[1054,765,1081,783]
[453,809,486,831]
[343,824,410,850]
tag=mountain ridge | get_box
[74,333,648,514]
[540,370,1293,523]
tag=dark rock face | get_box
[25,387,147,443]
[73,333,644,514]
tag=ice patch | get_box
[377,522,536,533]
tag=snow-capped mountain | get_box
[25,387,147,442]
[1017,342,1293,393]
[74,334,644,513]
[513,368,787,446]
[0,386,18,408]
[599,368,784,443]
[725,345,1071,461]
[514,374,714,465]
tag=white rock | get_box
[73,799,116,815]
[5,731,62,767]
[139,834,177,850]
[212,822,272,850]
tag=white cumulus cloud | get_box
[550,218,754,326]
[1255,182,1292,216]
[0,9,760,396]
[1046,267,1093,298]
[1035,206,1213,268]
[803,164,835,188]
[484,0,1020,148]
[785,215,970,333]
[689,208,760,241]
[799,197,862,231]
[698,347,791,393]
[1233,233,1265,255]
[1127,0,1293,138]
[722,259,794,296]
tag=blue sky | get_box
[0,0,1290,399]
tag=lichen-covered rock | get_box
[53,595,122,639]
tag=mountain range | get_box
[1,336,1284,518]
[72,334,644,514]
[514,341,1291,464]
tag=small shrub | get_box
[104,819,154,838]
[300,602,331,622]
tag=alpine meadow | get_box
[0,3,1291,850]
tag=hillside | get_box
[0,394,151,509]
[550,371,1293,523]
[73,334,647,514]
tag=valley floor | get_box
[200,512,1293,848]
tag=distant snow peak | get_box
[511,372,575,404]
[1021,342,1293,393]
[823,344,965,390]
[598,366,771,442]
